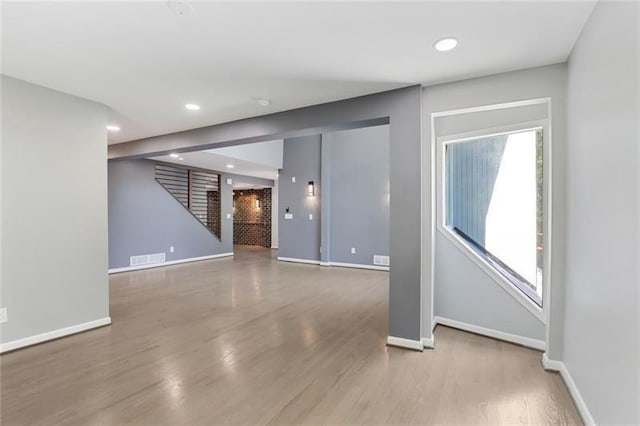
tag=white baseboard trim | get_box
[279,258,389,271]
[386,336,424,351]
[271,246,279,249]
[277,257,321,265]
[0,317,112,354]
[542,354,595,425]
[326,262,389,271]
[422,336,435,349]
[434,316,546,351]
[109,252,234,274]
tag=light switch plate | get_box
[291,176,296,183]
[226,178,233,185]
[308,214,313,220]
[284,213,293,219]
[226,213,232,219]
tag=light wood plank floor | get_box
[1,246,581,425]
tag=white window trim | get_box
[432,99,552,325]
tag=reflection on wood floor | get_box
[1,246,581,425]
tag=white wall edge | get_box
[327,262,389,271]
[0,317,112,354]
[271,246,279,249]
[386,336,424,351]
[277,257,321,265]
[109,252,234,274]
[541,354,595,425]
[422,336,434,349]
[435,316,545,351]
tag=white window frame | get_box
[432,98,552,324]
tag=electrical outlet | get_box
[226,213,232,219]
[351,247,356,254]
[226,178,233,185]
[0,308,7,324]
[308,213,313,220]
[170,246,175,253]
[291,176,296,183]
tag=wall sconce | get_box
[307,181,315,196]
[255,199,261,209]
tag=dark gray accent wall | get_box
[278,135,321,261]
[108,159,234,269]
[109,86,423,342]
[324,125,390,265]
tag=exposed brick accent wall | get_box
[233,188,271,247]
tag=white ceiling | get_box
[2,1,596,144]
[150,139,282,179]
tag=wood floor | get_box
[1,246,581,425]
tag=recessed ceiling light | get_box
[434,37,458,52]
[169,153,180,158]
[106,125,120,132]
[226,164,235,169]
[185,103,200,111]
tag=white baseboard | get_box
[277,257,321,265]
[422,336,435,349]
[542,354,595,425]
[109,252,234,274]
[0,317,112,354]
[386,336,424,351]
[434,316,546,351]
[271,246,279,249]
[325,261,389,271]
[278,257,389,271]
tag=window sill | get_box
[437,225,546,324]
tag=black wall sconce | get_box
[307,181,315,196]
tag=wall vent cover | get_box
[130,252,166,267]
[373,255,390,266]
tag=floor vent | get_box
[373,255,390,266]
[130,252,166,267]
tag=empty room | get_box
[1,1,638,425]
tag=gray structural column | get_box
[320,132,331,264]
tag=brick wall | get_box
[233,188,272,247]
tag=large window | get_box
[444,128,543,306]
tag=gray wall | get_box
[277,135,322,261]
[1,76,110,344]
[564,1,639,423]
[111,86,423,341]
[323,125,390,265]
[422,64,566,347]
[108,159,234,269]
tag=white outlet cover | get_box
[351,247,356,254]
[284,213,293,219]
[226,213,232,219]
[308,213,313,220]
[291,176,296,183]
[226,178,233,185]
[170,246,175,253]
